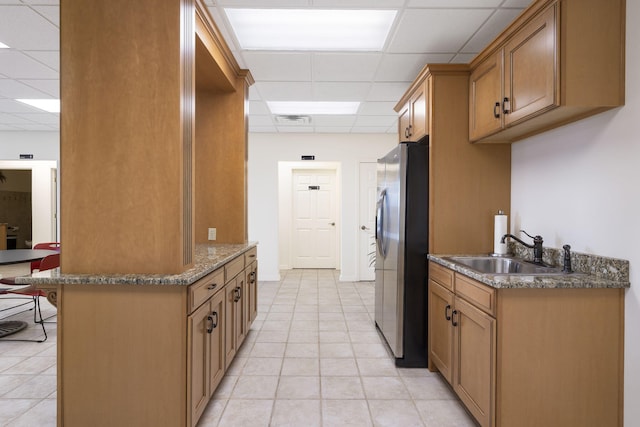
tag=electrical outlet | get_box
[208,228,217,241]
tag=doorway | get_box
[278,162,341,271]
[358,162,377,281]
[0,160,58,246]
[291,169,338,268]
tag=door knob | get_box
[361,225,369,230]
[329,222,335,226]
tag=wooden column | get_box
[60,0,195,274]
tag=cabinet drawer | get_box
[455,273,496,316]
[189,268,224,313]
[429,262,454,291]
[225,256,245,283]
[244,247,257,265]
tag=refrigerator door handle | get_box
[376,189,387,258]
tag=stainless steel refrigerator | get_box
[375,141,429,368]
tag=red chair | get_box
[30,242,61,273]
[0,253,60,342]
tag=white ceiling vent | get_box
[274,115,312,125]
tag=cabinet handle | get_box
[502,97,510,114]
[493,102,500,118]
[234,286,242,302]
[451,309,458,327]
[445,304,452,321]
[404,127,410,138]
[250,272,256,284]
[408,124,413,136]
[207,283,217,291]
[211,311,218,329]
[206,315,214,333]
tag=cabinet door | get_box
[453,296,496,427]
[188,300,212,426]
[409,82,428,141]
[398,101,411,142]
[504,3,557,126]
[428,280,454,384]
[208,290,225,393]
[224,281,237,368]
[236,274,247,348]
[470,50,503,141]
[247,261,258,323]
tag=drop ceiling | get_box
[0,0,532,134]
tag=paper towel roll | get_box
[493,212,508,255]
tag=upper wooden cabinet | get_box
[395,78,429,142]
[469,0,625,143]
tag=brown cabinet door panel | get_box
[470,51,503,141]
[428,280,454,383]
[453,296,496,427]
[504,3,558,125]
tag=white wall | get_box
[511,3,639,424]
[0,131,59,160]
[248,132,397,281]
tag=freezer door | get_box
[374,146,403,357]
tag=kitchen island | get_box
[18,243,258,427]
[427,252,628,427]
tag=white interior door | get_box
[358,162,377,281]
[292,169,337,268]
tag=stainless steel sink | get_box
[443,256,565,275]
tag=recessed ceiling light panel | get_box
[0,41,9,49]
[268,101,359,115]
[16,99,60,113]
[225,9,397,51]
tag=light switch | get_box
[208,228,217,241]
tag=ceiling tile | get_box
[502,0,534,6]
[23,50,59,71]
[312,115,356,127]
[248,101,271,115]
[255,82,313,101]
[407,0,502,6]
[358,101,397,116]
[450,53,477,63]
[312,53,381,82]
[388,8,493,53]
[18,79,58,97]
[0,5,59,50]
[311,0,405,7]
[354,115,397,127]
[12,123,57,131]
[0,112,36,125]
[375,53,453,81]
[249,126,278,133]
[366,82,410,102]
[0,78,50,98]
[243,52,311,81]
[312,82,371,101]
[0,50,58,79]
[32,5,59,27]
[462,9,524,52]
[12,112,59,125]
[248,115,276,127]
[216,0,310,7]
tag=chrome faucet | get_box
[562,244,573,273]
[501,230,544,264]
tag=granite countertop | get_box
[15,242,257,286]
[428,253,630,289]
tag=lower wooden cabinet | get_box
[428,261,624,427]
[428,277,495,427]
[188,289,225,427]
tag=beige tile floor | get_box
[0,266,476,427]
